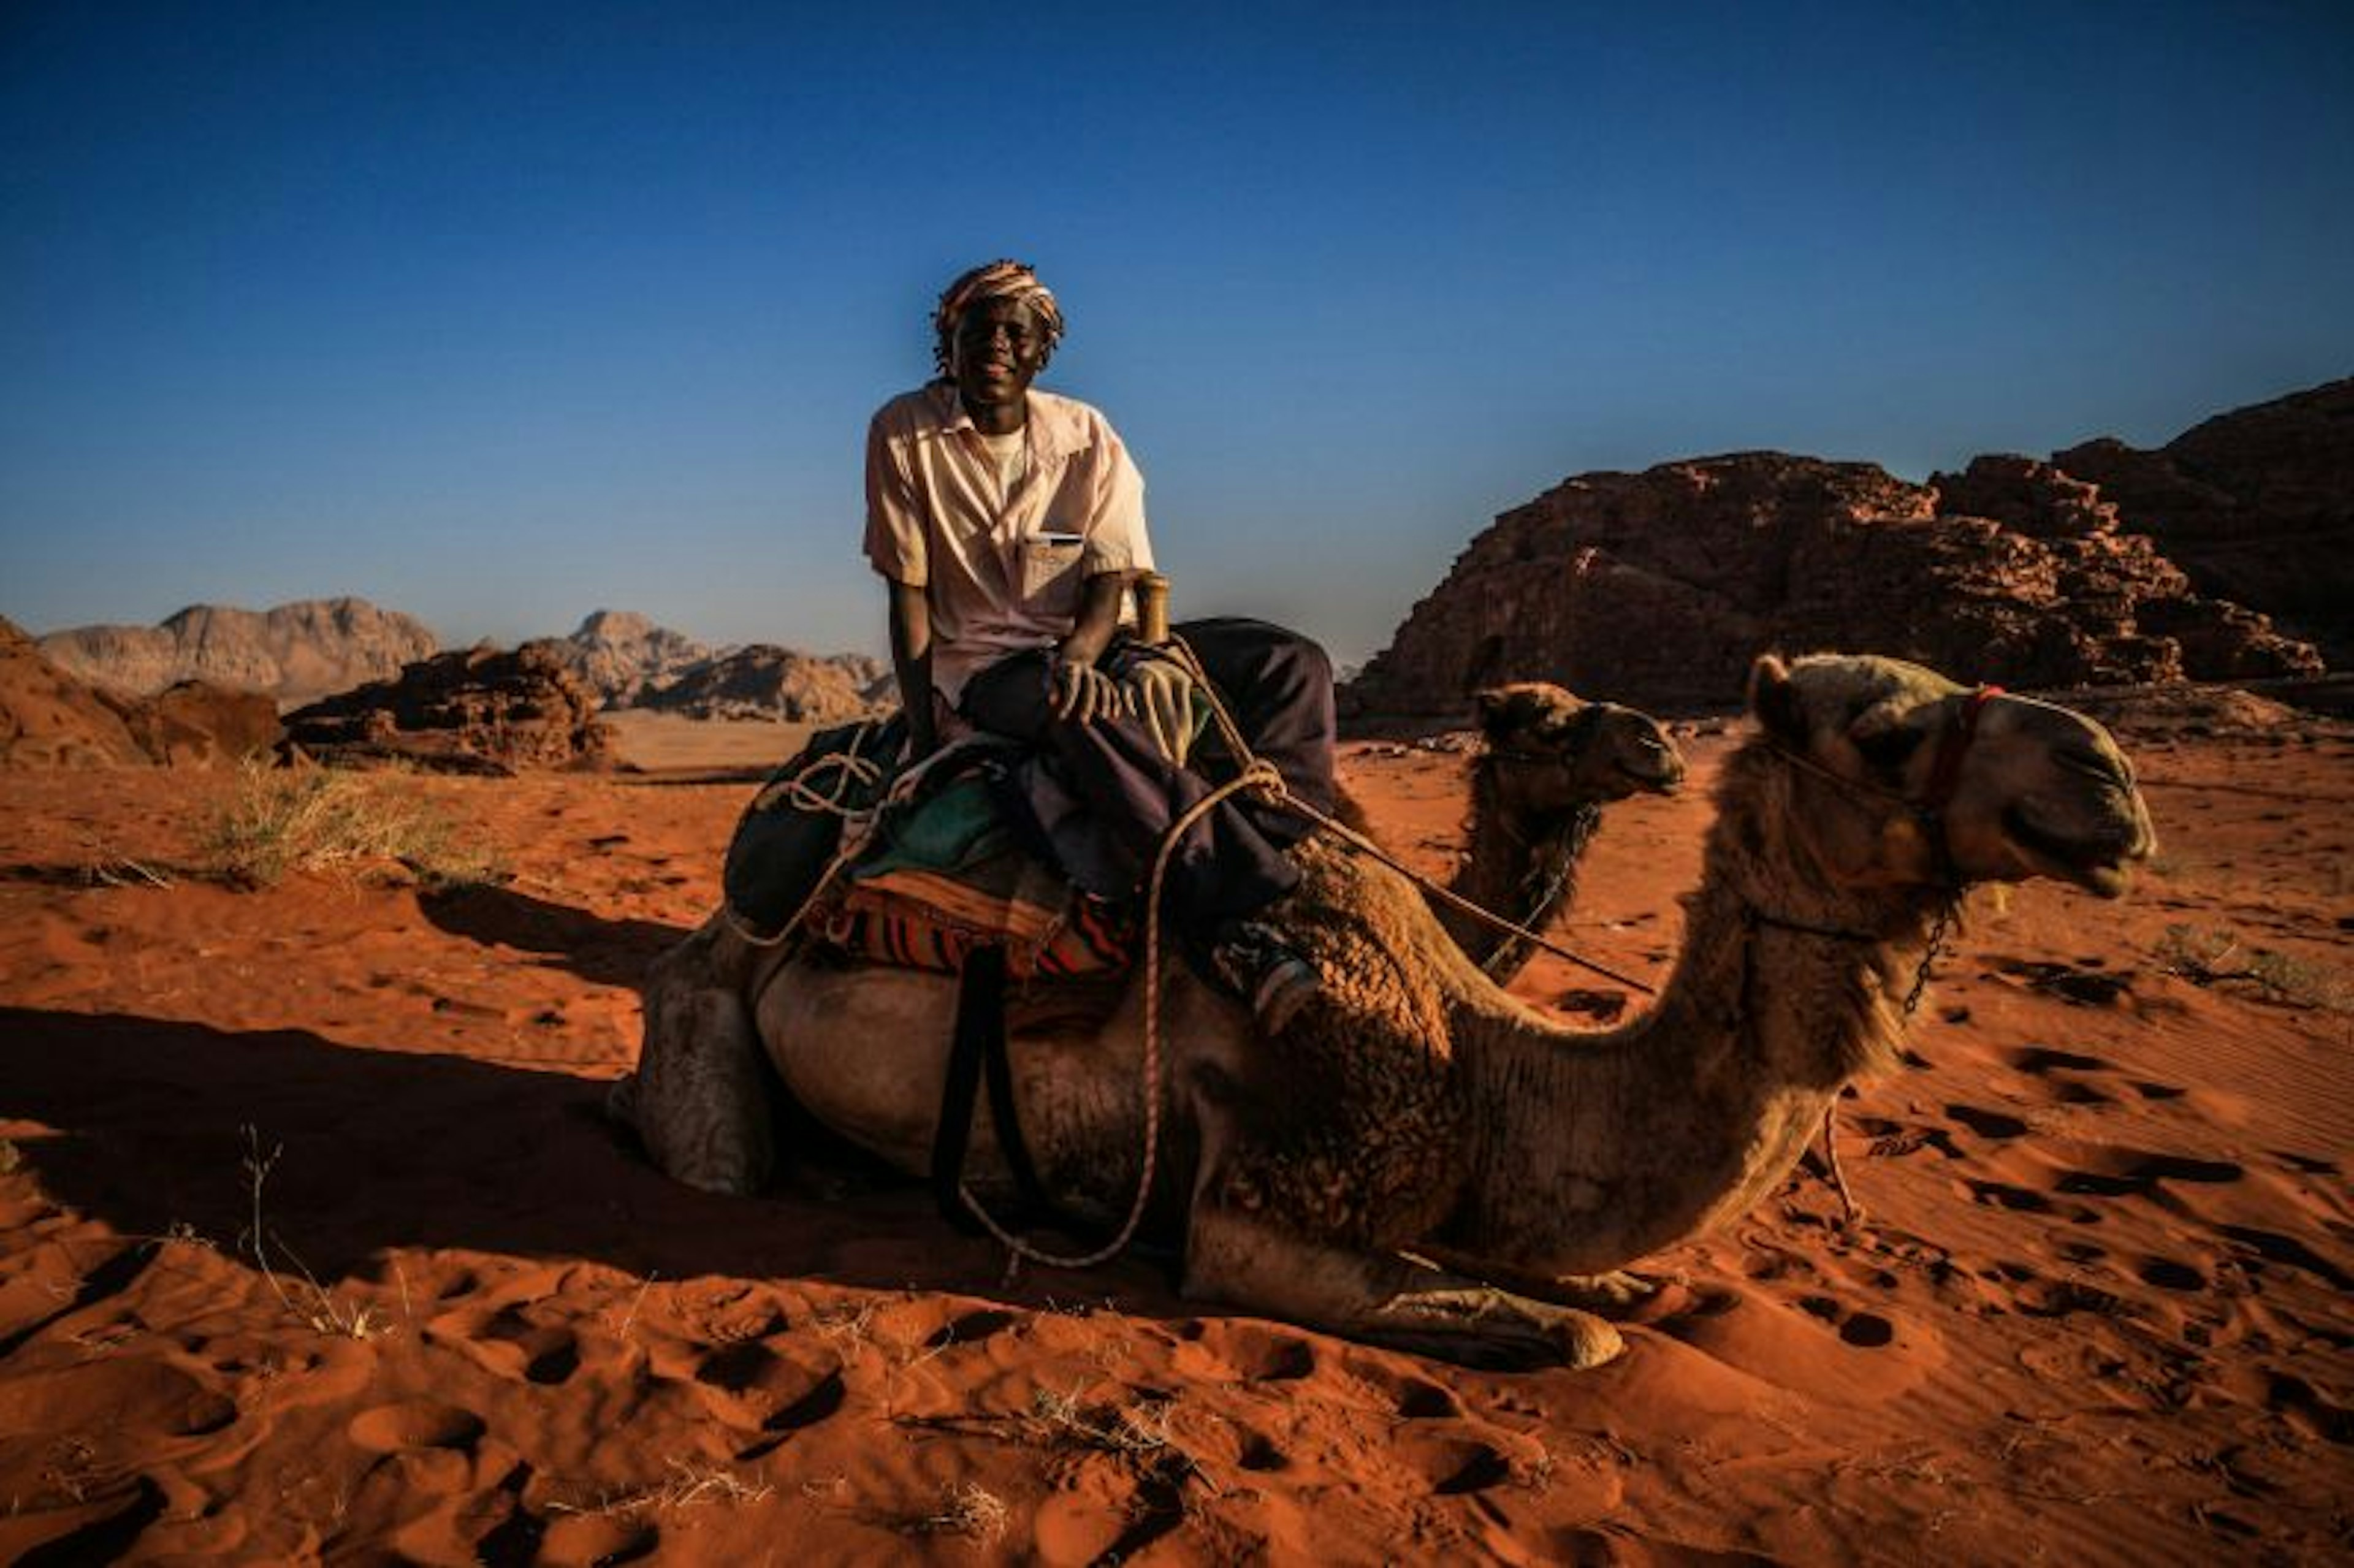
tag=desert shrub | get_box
[201,760,506,889]
[2154,923,2350,1013]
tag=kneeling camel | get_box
[625,655,2152,1368]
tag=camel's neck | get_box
[1441,775,1946,1275]
[1441,776,1601,975]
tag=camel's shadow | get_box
[0,1006,1183,1312]
[416,883,688,990]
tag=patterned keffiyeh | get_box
[932,259,1065,375]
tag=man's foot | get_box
[1209,920,1319,1035]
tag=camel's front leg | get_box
[1182,1201,1624,1371]
[615,913,776,1195]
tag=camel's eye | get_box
[1853,725,1925,773]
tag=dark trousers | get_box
[958,617,1336,940]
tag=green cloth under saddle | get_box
[721,719,1136,977]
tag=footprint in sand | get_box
[346,1400,486,1456]
[1957,1177,2101,1224]
[1856,1115,1962,1160]
[2054,1147,2245,1201]
[345,1400,487,1499]
[424,1303,582,1386]
[1396,1434,1514,1496]
[1796,1293,1897,1349]
[2219,1224,2354,1290]
[1945,1103,2029,1140]
[1188,1320,1319,1382]
[2006,1045,2114,1075]
[682,1336,845,1441]
[922,1307,1018,1350]
[1232,1425,1292,1472]
[2267,1372,2354,1445]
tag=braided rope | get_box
[955,758,1284,1273]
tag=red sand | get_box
[1,717,2348,1564]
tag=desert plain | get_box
[1,697,2348,1565]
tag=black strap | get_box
[931,946,1002,1231]
[930,945,1098,1243]
[980,964,1051,1210]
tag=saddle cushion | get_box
[819,773,1138,978]
[717,724,1138,980]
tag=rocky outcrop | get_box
[2053,378,2353,663]
[550,610,713,707]
[633,645,891,723]
[1,616,283,768]
[1346,452,2321,716]
[281,641,614,773]
[38,598,439,705]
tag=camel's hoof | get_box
[1556,1312,1625,1371]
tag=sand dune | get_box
[0,714,2347,1562]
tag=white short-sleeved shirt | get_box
[864,382,1154,701]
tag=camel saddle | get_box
[723,717,1141,983]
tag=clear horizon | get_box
[5,2,2350,670]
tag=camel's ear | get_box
[1748,654,1806,747]
[1473,685,1541,739]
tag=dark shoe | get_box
[1209,919,1319,1035]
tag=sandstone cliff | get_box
[2052,378,2352,663]
[1346,451,2321,716]
[1,615,283,769]
[632,645,890,723]
[38,598,439,705]
[281,641,614,773]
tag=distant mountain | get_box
[633,644,891,722]
[39,597,438,706]
[547,609,714,707]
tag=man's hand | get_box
[1121,655,1197,766]
[1049,655,1122,725]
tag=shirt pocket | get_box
[1018,533,1086,617]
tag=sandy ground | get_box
[1,708,2349,1564]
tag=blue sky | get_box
[4,2,2350,666]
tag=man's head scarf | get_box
[932,259,1064,377]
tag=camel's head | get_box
[1746,653,2155,897]
[1474,683,1686,812]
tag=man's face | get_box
[951,298,1048,416]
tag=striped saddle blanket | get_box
[780,742,1140,982]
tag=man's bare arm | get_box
[886,579,937,759]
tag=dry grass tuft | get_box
[915,1479,1010,1542]
[200,759,506,889]
[2155,923,2350,1012]
[546,1458,775,1517]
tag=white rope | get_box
[721,726,999,950]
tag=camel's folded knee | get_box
[627,975,777,1198]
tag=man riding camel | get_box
[863,259,1336,1026]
